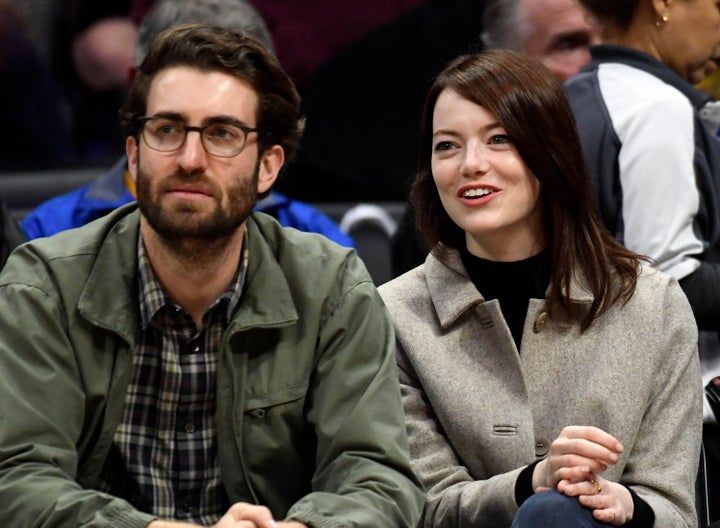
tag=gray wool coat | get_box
[379,248,703,528]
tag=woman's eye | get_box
[489,134,511,145]
[434,141,454,152]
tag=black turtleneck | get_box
[460,246,550,350]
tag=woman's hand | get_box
[532,425,623,491]
[568,476,634,525]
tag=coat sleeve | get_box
[284,255,425,528]
[621,277,703,527]
[0,248,155,528]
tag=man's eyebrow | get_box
[147,111,186,121]
[204,115,255,128]
[145,112,254,128]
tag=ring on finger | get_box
[590,479,602,494]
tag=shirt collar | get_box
[137,227,249,329]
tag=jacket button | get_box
[535,435,550,457]
[533,311,549,333]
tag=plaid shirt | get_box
[97,232,248,524]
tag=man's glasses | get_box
[138,116,258,158]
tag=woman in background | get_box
[379,49,702,527]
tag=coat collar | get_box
[425,246,595,329]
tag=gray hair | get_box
[481,0,527,51]
[134,0,275,65]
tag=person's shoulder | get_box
[630,265,693,313]
[378,264,428,305]
[249,211,370,285]
[3,204,138,279]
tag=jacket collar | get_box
[230,214,298,331]
[425,246,594,329]
[585,44,712,110]
[77,204,142,346]
[78,206,298,344]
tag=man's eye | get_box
[552,33,591,53]
[206,125,240,141]
[154,122,183,135]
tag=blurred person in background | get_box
[0,0,76,169]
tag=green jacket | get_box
[0,204,423,528]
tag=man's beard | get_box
[136,161,259,244]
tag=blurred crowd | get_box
[1,0,474,180]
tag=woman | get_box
[563,1,720,519]
[379,49,702,527]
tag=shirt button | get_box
[533,311,548,333]
[535,435,550,457]
[184,422,195,434]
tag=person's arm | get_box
[0,245,156,527]
[283,254,424,527]
[678,262,720,330]
[616,276,702,526]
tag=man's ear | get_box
[257,145,284,195]
[126,136,139,182]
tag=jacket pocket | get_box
[244,382,307,419]
[242,382,313,502]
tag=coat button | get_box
[533,311,549,333]
[535,435,550,457]
[249,408,266,419]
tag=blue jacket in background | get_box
[21,157,354,248]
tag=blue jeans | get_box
[512,490,614,527]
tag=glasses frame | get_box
[137,115,259,158]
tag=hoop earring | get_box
[656,13,669,27]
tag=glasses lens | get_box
[142,118,185,152]
[202,123,247,157]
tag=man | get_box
[0,24,423,527]
[481,0,601,82]
[391,0,601,276]
[20,0,353,249]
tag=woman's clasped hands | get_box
[532,425,634,525]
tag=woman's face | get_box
[431,89,544,261]
[659,0,720,80]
